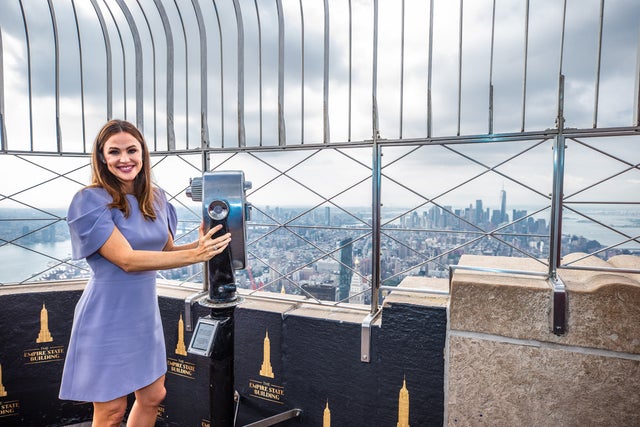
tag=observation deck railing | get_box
[1,0,639,332]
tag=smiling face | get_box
[102,131,144,194]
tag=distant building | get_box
[301,283,336,302]
[338,238,354,302]
[317,259,339,273]
[349,269,369,305]
[499,189,507,223]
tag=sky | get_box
[0,0,639,211]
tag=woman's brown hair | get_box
[90,119,157,220]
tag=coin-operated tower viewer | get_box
[185,171,251,427]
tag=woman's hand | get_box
[195,223,232,262]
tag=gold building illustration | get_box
[397,377,410,427]
[175,313,187,356]
[36,303,53,343]
[0,363,7,397]
[259,330,274,378]
[323,400,331,427]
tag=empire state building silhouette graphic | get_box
[397,377,410,427]
[36,303,53,343]
[259,330,274,378]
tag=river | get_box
[0,241,73,284]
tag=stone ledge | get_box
[449,255,550,343]
[557,253,640,353]
[0,281,375,325]
[383,276,449,308]
[238,290,371,324]
[0,279,87,296]
[450,254,640,354]
[559,252,640,289]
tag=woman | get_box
[59,119,230,426]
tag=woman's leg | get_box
[93,396,127,427]
[126,375,166,427]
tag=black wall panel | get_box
[0,290,446,426]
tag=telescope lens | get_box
[208,200,229,221]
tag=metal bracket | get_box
[361,309,382,363]
[551,275,567,335]
[241,409,302,427]
[184,290,207,332]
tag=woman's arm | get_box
[165,238,198,251]
[163,226,202,252]
[98,223,232,272]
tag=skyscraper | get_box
[475,199,483,224]
[499,189,507,223]
[338,237,354,301]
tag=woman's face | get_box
[102,131,143,193]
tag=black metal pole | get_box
[209,306,236,427]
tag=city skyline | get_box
[3,186,638,287]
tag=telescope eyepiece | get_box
[208,200,230,221]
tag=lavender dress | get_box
[59,187,177,403]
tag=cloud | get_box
[0,0,638,208]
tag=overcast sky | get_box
[1,0,639,211]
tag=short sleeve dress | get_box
[59,186,177,403]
